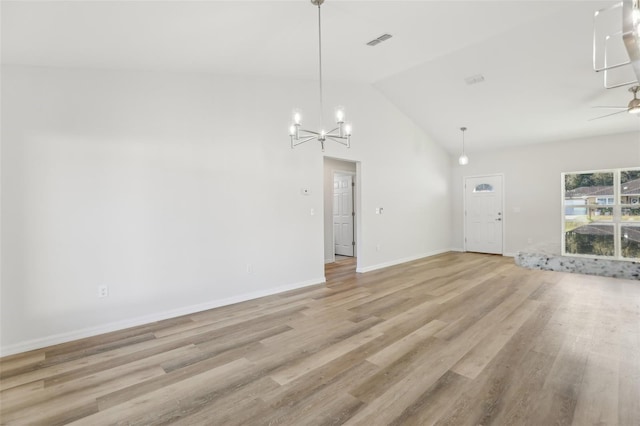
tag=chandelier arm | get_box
[299,129,321,136]
[327,136,350,147]
[326,133,347,139]
[292,136,318,147]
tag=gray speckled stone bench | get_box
[515,252,640,280]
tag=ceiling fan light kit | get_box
[289,0,352,151]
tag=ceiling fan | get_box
[590,85,640,121]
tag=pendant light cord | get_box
[317,3,324,128]
[461,127,467,154]
[462,130,465,154]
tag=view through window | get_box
[562,168,640,260]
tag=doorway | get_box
[464,174,504,254]
[333,172,355,257]
[323,157,358,264]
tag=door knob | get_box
[496,218,502,221]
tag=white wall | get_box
[323,157,357,264]
[450,131,640,255]
[1,65,452,355]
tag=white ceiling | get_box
[2,0,639,154]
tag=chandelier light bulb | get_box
[293,110,302,125]
[335,106,345,123]
[344,123,352,136]
[289,125,296,136]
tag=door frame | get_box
[332,170,357,260]
[323,156,361,270]
[463,173,506,255]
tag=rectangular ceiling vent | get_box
[465,74,485,85]
[367,33,393,47]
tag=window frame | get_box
[561,167,640,262]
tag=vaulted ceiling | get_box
[2,0,638,154]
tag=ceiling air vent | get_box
[366,34,393,47]
[464,74,485,85]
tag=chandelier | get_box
[289,0,352,151]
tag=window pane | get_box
[622,207,640,222]
[621,226,640,259]
[473,183,494,193]
[565,224,614,257]
[620,169,640,204]
[565,172,614,225]
[587,206,614,222]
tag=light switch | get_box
[310,208,315,216]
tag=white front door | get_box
[333,174,354,256]
[465,175,503,254]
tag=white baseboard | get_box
[0,277,325,357]
[450,247,514,257]
[356,249,450,273]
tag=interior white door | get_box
[333,174,354,256]
[465,175,503,254]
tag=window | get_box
[473,183,494,193]
[595,197,614,205]
[562,168,640,261]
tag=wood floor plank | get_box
[71,358,253,425]
[450,299,540,379]
[2,252,638,425]
[169,376,280,426]
[366,319,447,368]
[0,352,46,375]
[387,370,470,426]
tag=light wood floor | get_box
[2,252,639,425]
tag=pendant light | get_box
[458,127,469,165]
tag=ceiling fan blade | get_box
[588,109,629,121]
[591,106,628,109]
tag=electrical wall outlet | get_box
[98,285,108,298]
